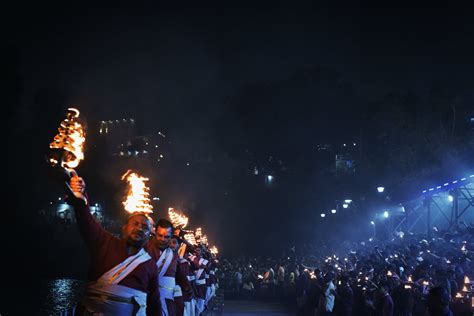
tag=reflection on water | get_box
[39,279,85,315]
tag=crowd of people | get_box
[218,225,474,316]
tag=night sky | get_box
[5,2,474,281]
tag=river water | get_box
[37,279,85,315]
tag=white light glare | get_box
[331,209,337,214]
[370,221,375,225]
[320,213,326,218]
[377,186,385,193]
[342,203,349,209]
[383,211,389,218]
[448,195,454,202]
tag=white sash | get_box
[195,258,208,281]
[156,249,175,316]
[83,283,148,316]
[195,279,206,285]
[174,285,183,297]
[98,248,152,285]
[159,276,176,300]
[156,248,174,278]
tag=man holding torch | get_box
[145,218,192,316]
[68,174,160,315]
[47,109,160,315]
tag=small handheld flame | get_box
[422,281,429,286]
[49,108,86,169]
[455,292,463,298]
[464,276,470,284]
[408,276,413,283]
[387,271,393,277]
[121,170,153,214]
[168,208,189,229]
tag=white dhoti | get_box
[159,276,176,316]
[205,286,212,304]
[184,299,195,316]
[195,298,205,316]
[210,284,216,299]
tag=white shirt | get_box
[324,281,336,312]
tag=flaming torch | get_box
[201,235,208,246]
[210,245,219,255]
[47,108,86,196]
[195,227,202,241]
[168,208,189,229]
[183,232,197,246]
[121,170,153,215]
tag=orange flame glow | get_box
[184,232,197,246]
[49,108,86,169]
[168,208,189,229]
[121,170,153,214]
[195,227,202,239]
[210,245,219,255]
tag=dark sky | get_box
[6,2,474,259]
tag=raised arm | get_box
[67,173,112,252]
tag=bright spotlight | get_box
[331,209,336,214]
[370,221,375,225]
[383,211,389,218]
[267,175,273,182]
[342,203,349,209]
[344,199,352,203]
[448,195,454,202]
[320,213,326,218]
[377,186,385,193]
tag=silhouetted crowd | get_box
[219,224,474,316]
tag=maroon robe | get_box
[71,197,160,316]
[145,241,191,316]
[178,258,193,302]
[189,255,207,299]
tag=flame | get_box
[195,227,202,239]
[168,208,189,229]
[121,170,153,214]
[201,235,208,246]
[49,108,86,169]
[387,271,393,276]
[184,233,197,246]
[455,292,463,298]
[210,245,218,255]
[462,285,468,292]
[423,281,429,286]
[408,276,413,283]
[464,276,470,284]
